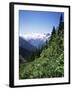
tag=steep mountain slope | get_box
[19,37,37,62]
[19,37,37,51]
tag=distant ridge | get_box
[19,37,37,62]
[20,32,50,48]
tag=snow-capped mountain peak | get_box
[20,32,50,48]
[20,32,50,40]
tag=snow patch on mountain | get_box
[20,32,50,41]
[20,32,50,48]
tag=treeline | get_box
[19,14,64,79]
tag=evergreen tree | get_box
[52,26,56,36]
[60,13,63,22]
[45,40,48,48]
[49,26,56,42]
[30,53,35,61]
[58,14,64,34]
[36,49,40,58]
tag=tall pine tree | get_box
[49,26,56,45]
[58,13,64,34]
[52,26,56,36]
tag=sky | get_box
[19,10,64,34]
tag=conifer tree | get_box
[45,40,48,48]
[52,26,56,36]
[48,26,56,45]
[30,53,35,61]
[58,14,64,33]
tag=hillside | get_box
[19,37,37,62]
[19,14,64,79]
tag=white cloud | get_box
[20,32,50,40]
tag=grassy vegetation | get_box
[19,14,64,79]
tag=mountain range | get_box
[19,32,50,63]
[20,32,50,48]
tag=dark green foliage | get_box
[49,26,56,44]
[60,14,63,22]
[19,14,64,79]
[52,26,56,36]
[58,14,64,34]
[30,53,35,61]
